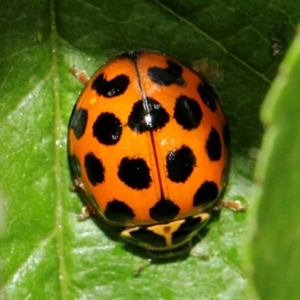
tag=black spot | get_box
[84,153,105,186]
[118,157,151,189]
[149,198,180,222]
[172,216,203,244]
[197,81,218,112]
[93,112,122,145]
[127,98,169,133]
[148,59,184,86]
[193,181,219,207]
[69,108,88,139]
[104,199,135,223]
[129,228,167,247]
[174,96,202,130]
[166,146,196,183]
[68,155,82,178]
[223,123,230,147]
[91,73,129,98]
[206,127,222,161]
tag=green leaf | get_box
[0,1,296,299]
[248,25,300,300]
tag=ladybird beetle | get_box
[68,49,230,258]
